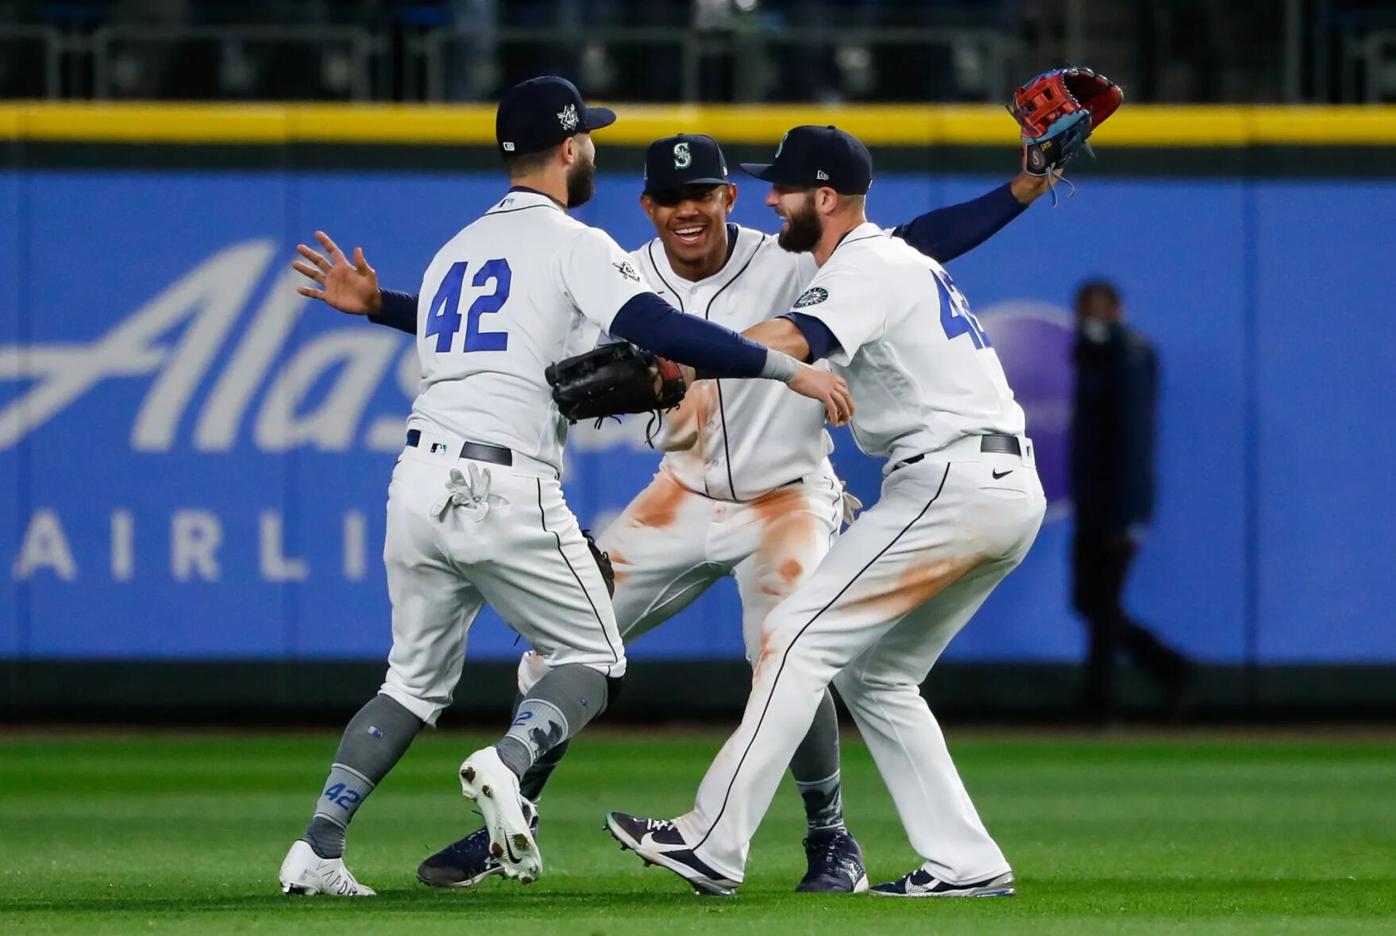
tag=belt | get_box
[406,429,513,467]
[892,433,1021,473]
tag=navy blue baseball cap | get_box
[496,76,617,157]
[739,125,873,195]
[642,133,730,196]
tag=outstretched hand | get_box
[291,230,381,315]
[788,364,854,426]
[1010,170,1064,205]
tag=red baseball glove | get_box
[1007,67,1123,176]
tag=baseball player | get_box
[277,78,850,897]
[604,125,1046,898]
[294,135,1051,893]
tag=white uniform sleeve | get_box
[789,257,887,366]
[554,226,655,333]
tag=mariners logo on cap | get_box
[673,142,691,169]
[557,103,579,132]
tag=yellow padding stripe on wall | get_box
[3,102,1395,146]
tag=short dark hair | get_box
[1075,279,1121,308]
[501,144,558,177]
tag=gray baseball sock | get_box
[495,664,608,780]
[791,688,846,833]
[303,694,423,859]
[512,688,571,801]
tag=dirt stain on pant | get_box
[854,555,982,621]
[607,549,630,584]
[626,469,690,530]
[751,487,818,598]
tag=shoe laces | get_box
[807,830,849,866]
[445,826,491,857]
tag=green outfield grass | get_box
[0,728,1393,934]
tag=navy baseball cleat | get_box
[605,811,739,897]
[796,827,868,893]
[417,805,540,888]
[871,867,1016,898]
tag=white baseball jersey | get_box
[379,188,647,725]
[513,223,845,695]
[411,189,652,472]
[631,224,829,501]
[666,221,1047,888]
[794,222,1026,469]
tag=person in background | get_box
[1070,280,1193,721]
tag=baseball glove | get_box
[545,342,686,423]
[1007,67,1123,176]
[582,528,615,597]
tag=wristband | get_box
[759,349,800,383]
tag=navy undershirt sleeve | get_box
[780,312,842,363]
[890,182,1026,263]
[609,293,770,378]
[369,289,418,335]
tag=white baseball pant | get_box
[515,460,844,692]
[379,432,626,726]
[675,437,1046,884]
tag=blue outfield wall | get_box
[0,168,1393,664]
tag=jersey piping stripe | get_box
[534,478,621,671]
[645,241,684,312]
[703,233,767,502]
[692,462,952,852]
[457,202,558,241]
[833,231,887,254]
[645,242,709,496]
[483,204,558,217]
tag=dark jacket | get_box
[1071,323,1158,534]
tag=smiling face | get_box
[767,185,824,253]
[641,183,737,276]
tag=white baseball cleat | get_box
[459,746,543,885]
[278,839,376,896]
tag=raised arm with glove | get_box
[1007,66,1123,184]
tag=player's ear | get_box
[723,184,737,212]
[640,193,658,224]
[560,136,577,167]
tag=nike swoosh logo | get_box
[992,469,1014,480]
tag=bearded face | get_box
[566,145,597,208]
[776,191,823,253]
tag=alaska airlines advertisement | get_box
[2,170,1392,662]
